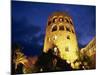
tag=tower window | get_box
[70,20,73,25]
[69,19,73,25]
[66,27,71,32]
[59,18,64,22]
[65,18,69,23]
[67,35,70,39]
[59,26,64,31]
[53,18,58,23]
[72,29,75,33]
[65,47,69,52]
[52,25,57,32]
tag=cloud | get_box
[12,17,44,56]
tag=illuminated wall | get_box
[43,12,80,69]
[80,37,96,69]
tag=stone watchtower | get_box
[43,12,80,69]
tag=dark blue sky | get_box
[12,1,96,56]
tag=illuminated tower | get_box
[43,12,80,69]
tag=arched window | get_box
[65,18,69,23]
[53,17,58,23]
[70,20,73,25]
[59,18,64,22]
[66,27,71,32]
[59,26,64,31]
[69,19,73,25]
[52,25,57,32]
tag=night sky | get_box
[12,1,96,56]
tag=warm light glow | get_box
[43,12,80,69]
